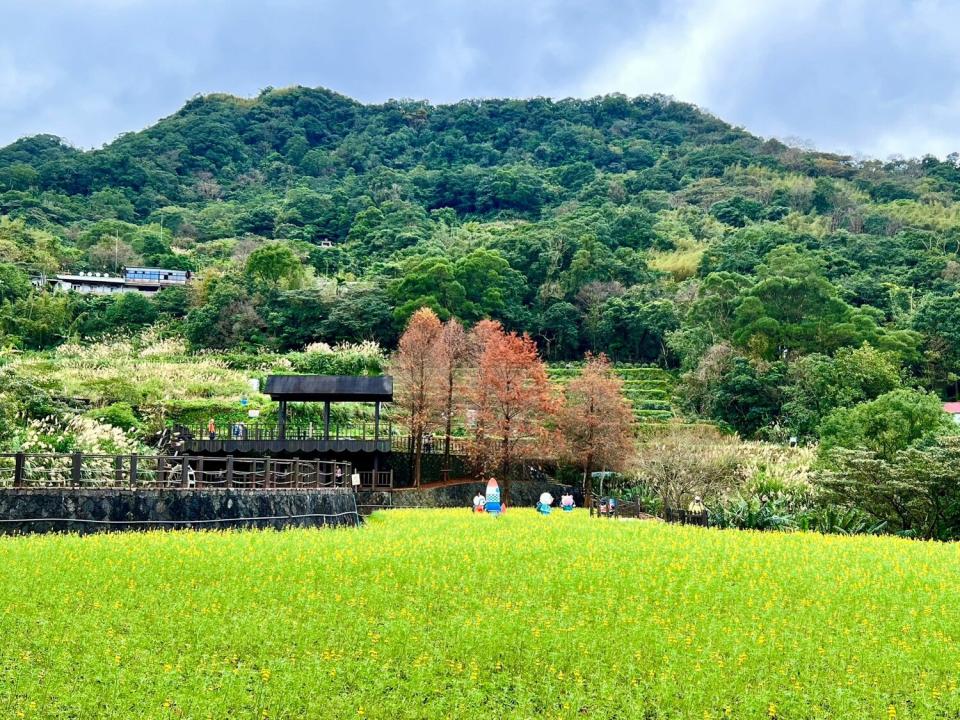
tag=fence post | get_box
[264,458,272,488]
[180,457,191,488]
[114,456,123,486]
[225,456,234,488]
[129,454,138,488]
[71,452,83,487]
[196,457,204,488]
[13,452,25,488]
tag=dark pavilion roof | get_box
[264,375,393,402]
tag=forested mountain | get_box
[2,86,960,440]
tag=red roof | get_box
[943,403,960,414]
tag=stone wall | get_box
[0,488,360,534]
[357,480,582,512]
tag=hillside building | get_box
[50,267,191,296]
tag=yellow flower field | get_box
[3,510,960,719]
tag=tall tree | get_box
[435,317,467,474]
[245,242,307,290]
[469,321,553,505]
[558,353,635,514]
[392,307,443,487]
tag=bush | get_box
[88,402,141,431]
[632,424,746,509]
[289,341,386,375]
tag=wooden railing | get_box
[186,421,474,456]
[190,420,394,443]
[390,435,472,456]
[0,453,395,490]
[663,507,710,526]
[357,470,394,489]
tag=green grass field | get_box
[4,510,960,719]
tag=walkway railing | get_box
[186,422,473,455]
[191,420,394,443]
[0,453,394,490]
[356,470,394,489]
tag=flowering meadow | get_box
[3,510,960,719]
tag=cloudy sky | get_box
[1,0,958,159]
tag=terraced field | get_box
[547,362,675,421]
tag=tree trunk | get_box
[444,368,453,471]
[584,452,594,516]
[501,436,511,507]
[414,432,423,489]
[408,406,417,487]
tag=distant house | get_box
[50,267,191,296]
[52,272,128,295]
[123,267,191,293]
[944,402,960,424]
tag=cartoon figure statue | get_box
[484,477,502,515]
[561,493,575,512]
[472,491,486,513]
[537,491,553,515]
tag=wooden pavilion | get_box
[184,375,394,482]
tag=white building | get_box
[52,272,128,294]
[50,267,191,296]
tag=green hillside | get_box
[2,86,960,443]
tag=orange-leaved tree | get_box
[558,353,635,514]
[469,320,554,505]
[435,317,468,473]
[392,307,443,487]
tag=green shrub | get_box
[88,402,140,431]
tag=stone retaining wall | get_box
[0,488,360,534]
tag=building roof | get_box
[264,375,394,402]
[56,274,125,284]
[125,267,190,274]
[944,402,960,414]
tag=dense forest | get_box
[2,86,960,444]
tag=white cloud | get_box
[1,0,959,157]
[579,0,827,109]
[579,0,960,159]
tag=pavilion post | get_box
[374,401,381,442]
[278,400,288,440]
[323,401,331,440]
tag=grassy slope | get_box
[4,510,960,719]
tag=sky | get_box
[1,0,959,159]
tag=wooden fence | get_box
[185,422,524,457]
[663,507,710,526]
[0,453,392,490]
